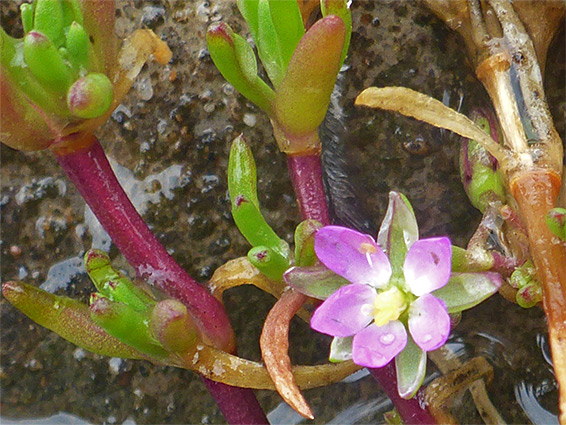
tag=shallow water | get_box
[1,1,564,424]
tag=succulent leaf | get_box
[321,0,352,67]
[268,0,305,69]
[273,15,345,139]
[2,281,145,359]
[84,249,155,312]
[206,22,275,115]
[90,294,168,358]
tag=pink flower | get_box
[310,226,452,369]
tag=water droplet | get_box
[380,333,395,345]
[422,334,433,343]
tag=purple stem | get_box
[287,153,437,424]
[54,135,268,424]
[369,368,436,424]
[287,155,330,225]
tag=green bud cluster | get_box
[459,110,506,213]
[85,249,198,358]
[2,0,113,119]
[509,260,542,308]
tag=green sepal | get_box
[248,246,290,281]
[228,135,259,209]
[150,300,199,354]
[2,281,146,359]
[451,245,493,273]
[377,192,418,274]
[432,272,502,313]
[66,21,90,70]
[283,264,349,300]
[294,219,323,267]
[329,336,353,363]
[257,0,285,87]
[33,0,65,48]
[84,249,155,312]
[321,0,352,68]
[268,0,304,69]
[23,31,73,93]
[273,15,345,136]
[395,334,427,399]
[546,208,566,241]
[206,22,275,115]
[90,294,168,359]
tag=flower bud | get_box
[546,208,566,241]
[150,300,198,354]
[67,73,114,119]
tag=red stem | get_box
[287,154,330,225]
[287,153,436,424]
[54,134,268,425]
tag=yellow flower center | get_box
[372,287,407,327]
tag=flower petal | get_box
[352,321,407,368]
[310,284,375,337]
[315,226,392,288]
[403,237,452,296]
[408,294,450,352]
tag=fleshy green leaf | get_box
[2,281,145,359]
[90,294,168,358]
[23,31,73,93]
[377,192,419,273]
[66,21,90,70]
[248,245,290,281]
[294,219,323,267]
[228,135,259,209]
[432,272,502,313]
[237,0,260,41]
[33,0,65,47]
[329,336,353,362]
[256,0,285,87]
[268,0,304,69]
[273,15,345,136]
[395,334,426,399]
[206,22,275,114]
[228,137,290,271]
[232,197,290,261]
[283,264,349,299]
[321,0,352,67]
[84,249,155,312]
